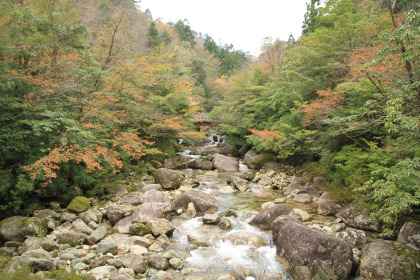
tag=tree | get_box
[174,19,195,46]
[147,21,161,47]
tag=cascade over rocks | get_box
[0,141,411,279]
[174,190,219,215]
[275,219,353,280]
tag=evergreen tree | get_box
[147,21,161,47]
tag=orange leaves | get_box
[112,132,154,159]
[300,89,343,127]
[248,128,279,142]
[25,144,125,187]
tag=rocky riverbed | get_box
[0,140,419,280]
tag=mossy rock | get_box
[0,216,47,242]
[129,223,152,236]
[21,217,48,238]
[359,240,420,280]
[67,196,90,214]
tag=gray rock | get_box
[244,150,273,170]
[397,222,420,252]
[79,210,98,224]
[136,183,162,193]
[219,217,232,230]
[149,254,169,270]
[258,177,273,186]
[0,216,48,242]
[126,236,152,248]
[293,193,312,204]
[141,189,171,204]
[164,155,189,170]
[90,256,112,268]
[187,235,209,247]
[106,204,126,225]
[359,240,420,280]
[113,216,133,234]
[336,205,381,232]
[89,225,108,244]
[56,232,87,246]
[174,190,219,215]
[73,262,88,270]
[189,159,213,170]
[107,258,124,268]
[21,237,59,253]
[336,229,367,249]
[153,168,185,190]
[72,219,93,235]
[61,212,77,223]
[60,252,76,260]
[132,202,173,223]
[120,254,148,273]
[275,220,353,280]
[20,249,54,272]
[34,209,56,221]
[148,234,170,252]
[129,222,152,236]
[147,219,175,237]
[121,194,143,206]
[90,265,117,280]
[96,242,118,255]
[202,214,221,224]
[249,204,293,229]
[212,155,239,172]
[229,175,249,192]
[169,257,184,270]
[317,192,340,216]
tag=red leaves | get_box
[300,89,344,127]
[248,128,279,142]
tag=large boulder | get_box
[21,237,59,253]
[317,192,340,216]
[359,240,420,280]
[220,144,240,157]
[106,204,127,225]
[336,229,367,249]
[397,222,420,252]
[189,159,213,170]
[164,155,188,170]
[0,216,48,242]
[67,196,90,214]
[249,204,293,229]
[141,189,171,204]
[153,168,184,190]
[212,155,239,172]
[20,249,54,272]
[275,220,353,280]
[244,150,274,170]
[132,202,173,223]
[174,190,219,215]
[336,205,381,232]
[147,219,175,237]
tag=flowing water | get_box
[170,140,293,279]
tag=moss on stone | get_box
[67,196,90,214]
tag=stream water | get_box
[164,142,293,279]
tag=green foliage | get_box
[147,21,161,47]
[356,157,420,236]
[175,19,196,45]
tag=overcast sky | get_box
[138,0,309,56]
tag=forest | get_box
[0,0,419,240]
